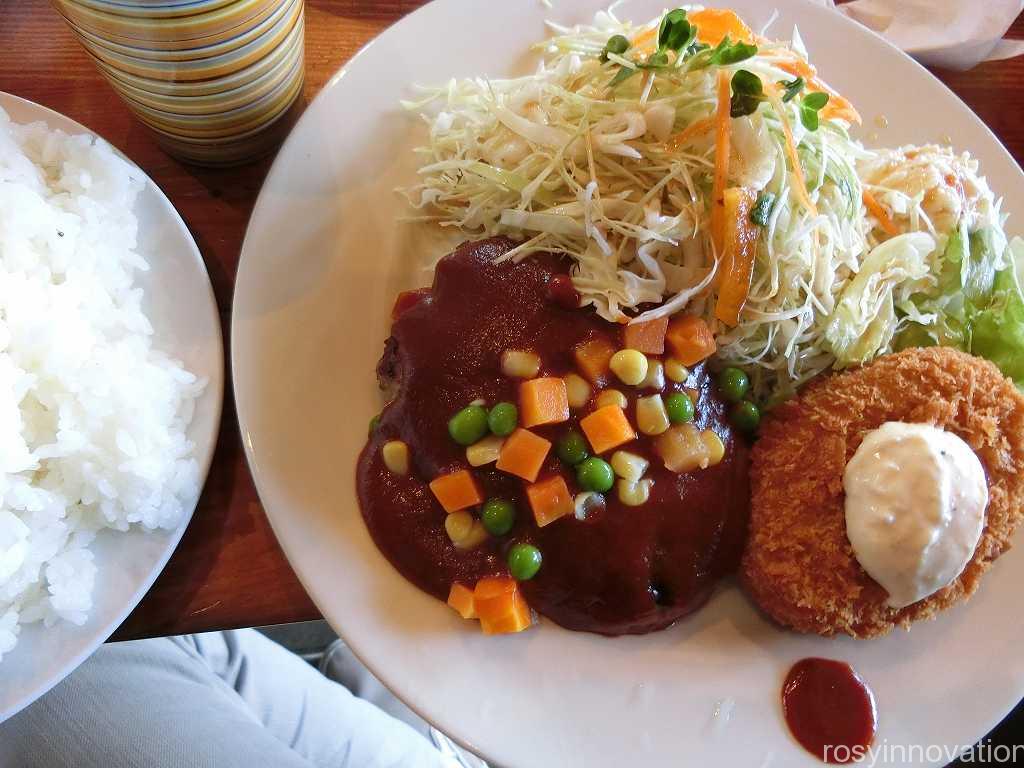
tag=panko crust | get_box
[740,347,1024,638]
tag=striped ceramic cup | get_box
[52,0,305,166]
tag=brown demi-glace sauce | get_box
[357,238,750,635]
[783,658,878,764]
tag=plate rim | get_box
[0,90,225,723]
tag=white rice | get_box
[0,108,204,661]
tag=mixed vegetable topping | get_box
[373,302,746,634]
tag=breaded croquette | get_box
[741,347,1024,638]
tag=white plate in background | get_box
[0,92,224,723]
[232,3,1024,765]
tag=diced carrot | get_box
[689,8,755,46]
[495,428,551,482]
[526,475,574,527]
[623,317,669,355]
[391,288,430,320]
[574,337,617,385]
[520,377,570,428]
[447,582,477,619]
[710,69,731,260]
[664,116,715,153]
[715,187,760,327]
[665,316,716,366]
[429,469,483,514]
[862,189,900,237]
[580,405,636,454]
[474,576,532,635]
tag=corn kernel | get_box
[665,358,689,383]
[444,510,474,543]
[466,434,504,467]
[564,373,591,409]
[610,450,649,482]
[456,520,489,550]
[596,389,628,409]
[617,478,653,507]
[701,430,726,467]
[382,440,409,475]
[445,513,488,550]
[636,394,670,436]
[609,349,648,386]
[573,491,606,520]
[501,350,541,379]
[469,398,486,407]
[640,359,665,390]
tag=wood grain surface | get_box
[1,1,1023,760]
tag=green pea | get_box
[717,367,750,403]
[368,414,381,437]
[664,392,695,424]
[487,402,518,437]
[731,401,761,434]
[576,457,615,492]
[647,50,669,67]
[508,543,542,581]
[448,405,488,446]
[481,498,516,536]
[604,34,630,57]
[556,430,590,465]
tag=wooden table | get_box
[1,1,1023,760]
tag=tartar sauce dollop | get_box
[843,422,988,608]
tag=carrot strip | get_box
[862,189,900,236]
[689,8,755,46]
[766,87,817,218]
[631,26,657,52]
[664,116,715,153]
[714,187,760,327]
[710,69,732,262]
[776,58,861,125]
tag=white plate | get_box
[232,3,1024,766]
[0,93,224,723]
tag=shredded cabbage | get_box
[826,233,935,366]
[401,6,1022,402]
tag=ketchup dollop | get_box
[782,658,877,764]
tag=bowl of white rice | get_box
[0,92,223,721]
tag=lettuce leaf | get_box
[826,232,935,365]
[970,237,1024,387]
[895,230,1024,389]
